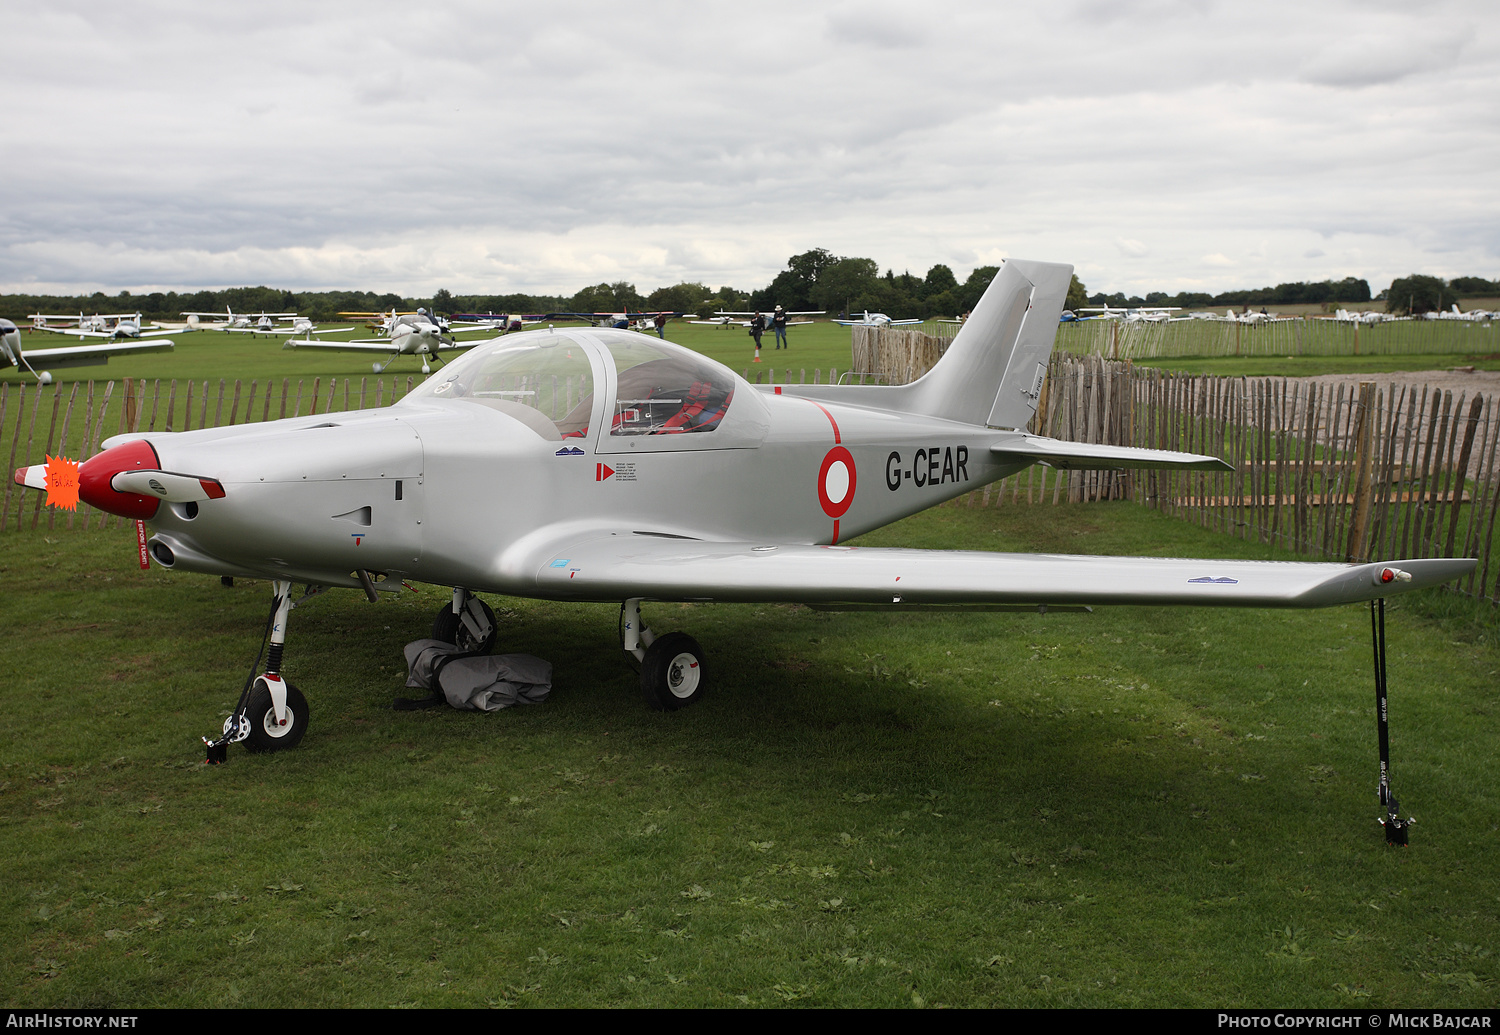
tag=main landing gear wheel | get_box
[641,632,707,711]
[431,599,497,654]
[243,678,309,753]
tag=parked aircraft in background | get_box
[1076,305,1182,323]
[1323,309,1408,325]
[832,311,923,327]
[449,313,549,334]
[1,317,173,383]
[282,308,484,374]
[690,309,825,329]
[545,310,684,330]
[31,312,178,340]
[181,308,299,334]
[1423,304,1495,322]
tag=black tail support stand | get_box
[1371,598,1410,846]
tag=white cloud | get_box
[2,0,1497,297]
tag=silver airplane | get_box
[2,317,174,384]
[831,311,923,328]
[11,259,1474,766]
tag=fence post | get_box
[1346,382,1377,561]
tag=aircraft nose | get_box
[77,440,163,519]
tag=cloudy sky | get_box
[3,0,1496,298]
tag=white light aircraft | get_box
[831,311,922,327]
[181,308,304,335]
[31,312,178,340]
[1077,305,1182,323]
[282,308,483,374]
[14,258,1470,842]
[449,313,548,334]
[690,309,825,329]
[2,317,173,384]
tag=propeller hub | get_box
[78,440,162,519]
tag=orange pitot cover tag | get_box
[44,455,81,511]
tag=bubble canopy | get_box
[403,329,770,450]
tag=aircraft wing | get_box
[990,438,1234,472]
[515,531,1474,609]
[19,340,174,369]
[282,338,400,353]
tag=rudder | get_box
[893,259,1072,429]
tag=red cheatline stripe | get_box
[807,401,841,443]
[832,520,840,545]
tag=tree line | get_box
[2,255,1494,324]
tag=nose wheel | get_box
[243,677,309,752]
[432,589,497,654]
[203,580,311,763]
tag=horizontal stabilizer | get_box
[990,437,1233,471]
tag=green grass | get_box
[2,502,1497,1008]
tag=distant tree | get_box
[646,282,713,315]
[957,266,999,313]
[813,257,880,315]
[1450,276,1499,297]
[1386,274,1448,315]
[924,264,958,297]
[430,288,454,314]
[1066,275,1087,311]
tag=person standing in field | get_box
[653,312,668,339]
[772,305,788,349]
[750,312,764,362]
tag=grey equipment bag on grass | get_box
[399,638,553,712]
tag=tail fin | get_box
[893,258,1072,429]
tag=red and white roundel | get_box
[817,446,857,518]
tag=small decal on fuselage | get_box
[550,558,570,567]
[598,461,638,483]
[556,446,586,456]
[1187,576,1238,584]
[885,446,970,491]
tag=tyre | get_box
[640,632,707,711]
[243,678,309,753]
[431,598,497,654]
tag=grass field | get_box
[2,501,1496,1008]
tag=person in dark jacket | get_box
[750,313,764,362]
[772,305,788,349]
